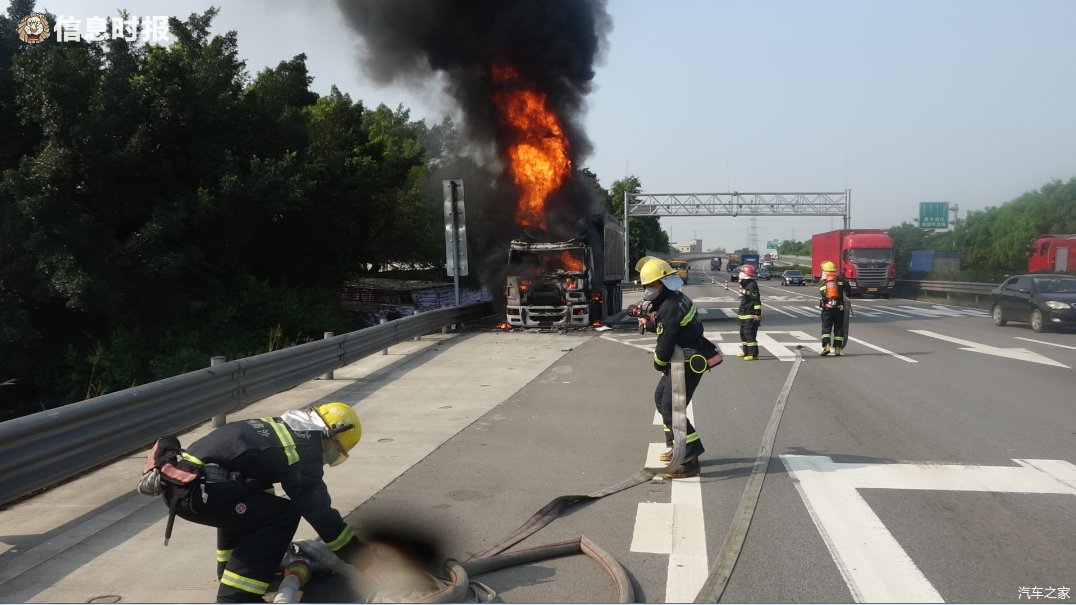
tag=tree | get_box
[608,175,671,272]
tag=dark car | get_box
[758,268,772,280]
[781,270,805,286]
[990,274,1076,333]
[710,256,722,271]
[726,262,741,282]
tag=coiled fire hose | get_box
[277,345,802,603]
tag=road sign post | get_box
[918,201,950,230]
[443,180,468,308]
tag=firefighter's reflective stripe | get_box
[738,313,756,320]
[326,525,356,552]
[653,352,670,367]
[685,431,701,444]
[655,323,664,335]
[181,452,205,466]
[217,548,232,563]
[262,417,299,465]
[679,305,697,326]
[221,570,269,595]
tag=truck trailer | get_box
[504,212,626,328]
[811,229,896,297]
[1027,234,1076,273]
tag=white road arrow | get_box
[909,329,1070,368]
[782,455,1076,603]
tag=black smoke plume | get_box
[335,0,613,289]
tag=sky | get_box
[32,0,1076,252]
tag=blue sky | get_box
[35,0,1076,251]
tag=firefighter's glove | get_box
[335,535,369,568]
[653,360,669,374]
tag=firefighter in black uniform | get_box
[818,260,850,355]
[737,264,763,360]
[158,402,364,602]
[636,257,722,479]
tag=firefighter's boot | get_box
[820,345,830,356]
[664,457,701,479]
[833,347,843,356]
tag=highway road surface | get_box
[1,261,1073,602]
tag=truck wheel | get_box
[1031,308,1046,333]
[991,304,1006,326]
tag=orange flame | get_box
[560,250,584,272]
[491,65,571,230]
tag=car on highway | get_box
[781,270,805,286]
[726,261,741,282]
[990,273,1076,332]
[758,268,772,280]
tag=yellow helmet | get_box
[636,256,676,285]
[314,402,361,467]
[820,260,837,273]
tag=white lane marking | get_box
[909,329,1070,368]
[896,305,989,318]
[667,477,708,603]
[631,443,710,603]
[781,455,943,603]
[847,336,918,363]
[765,305,796,317]
[864,307,914,317]
[1014,336,1076,351]
[609,330,909,363]
[781,456,1076,603]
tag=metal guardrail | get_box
[895,279,995,298]
[0,303,491,506]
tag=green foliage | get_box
[0,7,440,416]
[608,175,671,271]
[777,239,810,256]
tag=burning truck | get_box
[504,213,625,328]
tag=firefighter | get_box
[636,257,722,479]
[818,260,850,355]
[164,402,364,602]
[737,264,763,360]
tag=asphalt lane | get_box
[308,271,1074,602]
[2,266,1073,602]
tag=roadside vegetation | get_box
[0,5,668,418]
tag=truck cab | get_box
[669,259,690,282]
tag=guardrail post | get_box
[322,332,335,380]
[210,356,227,427]
[381,317,389,355]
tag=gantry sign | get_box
[621,190,852,278]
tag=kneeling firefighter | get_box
[138,402,364,603]
[635,257,723,478]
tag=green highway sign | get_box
[919,201,949,230]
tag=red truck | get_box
[1026,234,1076,273]
[811,229,896,297]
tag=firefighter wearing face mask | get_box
[635,257,722,479]
[158,402,364,603]
[818,260,850,356]
[736,264,763,360]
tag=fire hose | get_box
[275,345,803,603]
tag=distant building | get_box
[676,239,702,254]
